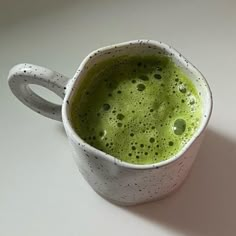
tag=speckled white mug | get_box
[8,40,212,206]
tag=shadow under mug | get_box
[8,40,213,206]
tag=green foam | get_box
[70,55,202,164]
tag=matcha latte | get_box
[70,55,202,164]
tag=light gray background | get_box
[1,0,236,235]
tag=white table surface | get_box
[1,0,236,235]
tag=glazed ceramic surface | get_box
[8,40,212,205]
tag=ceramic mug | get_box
[8,40,213,206]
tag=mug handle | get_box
[8,63,70,121]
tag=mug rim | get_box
[62,39,213,170]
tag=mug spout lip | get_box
[62,39,213,170]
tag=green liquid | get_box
[70,55,202,164]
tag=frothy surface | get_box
[70,55,202,164]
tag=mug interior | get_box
[62,40,213,169]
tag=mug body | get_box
[62,40,212,205]
[68,134,203,205]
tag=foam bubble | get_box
[137,84,146,91]
[169,141,174,146]
[179,85,187,93]
[149,138,155,143]
[103,104,110,111]
[154,74,162,80]
[190,97,195,105]
[117,113,125,120]
[173,119,186,135]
